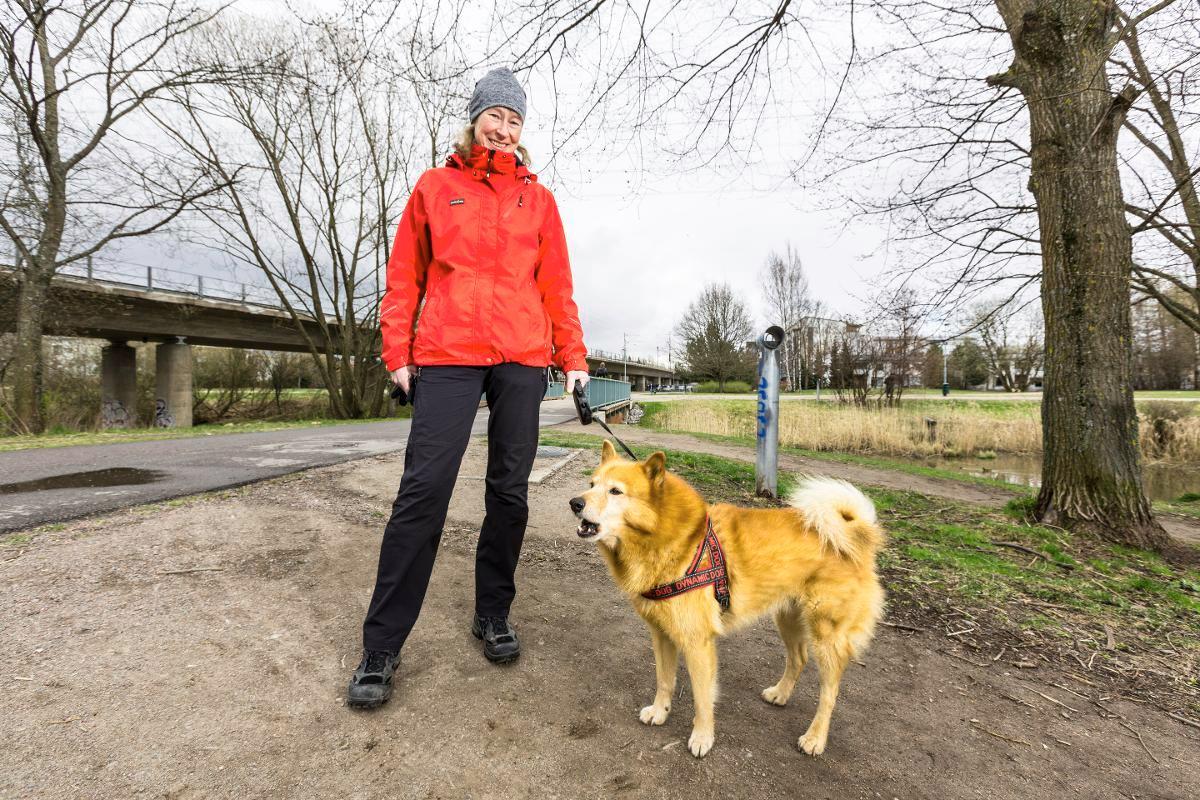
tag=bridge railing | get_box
[56,260,283,308]
[586,377,632,409]
[545,381,566,399]
[588,348,671,372]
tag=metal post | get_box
[942,342,950,396]
[623,333,628,383]
[147,266,153,290]
[87,255,93,280]
[756,325,785,497]
[198,275,204,296]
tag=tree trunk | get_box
[10,270,50,434]
[991,0,1166,550]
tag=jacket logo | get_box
[449,198,465,206]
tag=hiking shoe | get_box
[471,614,520,664]
[346,649,400,708]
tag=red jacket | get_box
[380,144,588,373]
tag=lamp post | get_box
[942,343,950,397]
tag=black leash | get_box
[573,383,639,460]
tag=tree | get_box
[948,340,989,389]
[971,301,1044,392]
[984,0,1167,548]
[1132,294,1196,389]
[921,343,945,389]
[166,16,418,419]
[807,1,1174,548]
[877,288,925,405]
[828,327,886,406]
[761,244,821,391]
[676,283,754,392]
[1115,6,1200,358]
[0,0,232,433]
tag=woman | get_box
[347,67,589,708]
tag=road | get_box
[0,399,579,532]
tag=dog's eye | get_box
[609,487,622,495]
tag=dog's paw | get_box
[688,729,715,758]
[639,704,670,726]
[761,685,790,706]
[797,730,827,756]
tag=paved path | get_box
[0,399,579,532]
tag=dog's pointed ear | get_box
[643,451,666,483]
[601,439,618,463]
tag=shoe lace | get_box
[363,649,395,673]
[481,616,514,641]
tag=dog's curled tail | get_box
[787,477,883,561]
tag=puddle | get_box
[0,467,169,495]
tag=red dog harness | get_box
[641,517,731,612]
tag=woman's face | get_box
[474,106,523,154]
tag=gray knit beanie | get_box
[468,67,526,122]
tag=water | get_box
[0,467,168,495]
[915,453,1200,502]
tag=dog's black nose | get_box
[569,496,585,514]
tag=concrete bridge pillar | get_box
[155,339,193,428]
[100,341,138,428]
[635,375,647,391]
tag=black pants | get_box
[361,363,546,652]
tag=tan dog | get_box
[569,441,884,758]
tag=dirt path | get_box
[561,421,1200,545]
[2,441,1195,799]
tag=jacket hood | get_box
[446,143,536,182]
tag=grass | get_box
[638,398,1200,464]
[0,415,407,452]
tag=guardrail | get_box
[586,377,631,409]
[52,260,285,308]
[589,348,671,372]
[545,381,565,399]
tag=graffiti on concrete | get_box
[100,400,131,429]
[154,399,175,428]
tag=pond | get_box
[912,452,1200,503]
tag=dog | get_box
[569,440,884,758]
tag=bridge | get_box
[2,263,672,428]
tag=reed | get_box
[642,400,1200,464]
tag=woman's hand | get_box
[565,370,589,394]
[390,365,418,394]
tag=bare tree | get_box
[1113,6,1200,377]
[984,0,1173,548]
[164,16,419,419]
[761,244,824,391]
[829,325,887,406]
[676,283,755,391]
[971,300,1044,392]
[0,0,234,433]
[800,1,1178,548]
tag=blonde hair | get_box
[454,123,531,166]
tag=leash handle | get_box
[573,383,639,460]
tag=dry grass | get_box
[643,400,1200,463]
